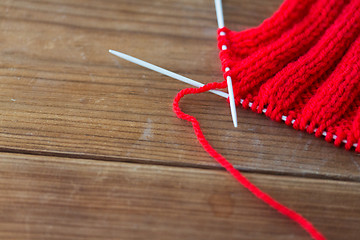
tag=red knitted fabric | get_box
[219,0,360,150]
[173,0,360,239]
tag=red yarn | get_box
[173,84,325,240]
[173,0,360,239]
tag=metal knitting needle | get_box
[215,0,238,127]
[109,50,228,99]
[108,52,358,148]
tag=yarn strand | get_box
[173,84,326,240]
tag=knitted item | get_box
[218,0,360,150]
[173,0,360,239]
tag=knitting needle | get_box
[108,50,358,148]
[214,0,225,28]
[214,0,238,128]
[109,50,228,99]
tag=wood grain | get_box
[0,152,359,240]
[0,0,359,180]
[0,0,359,239]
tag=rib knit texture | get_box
[218,0,360,151]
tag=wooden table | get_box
[0,0,359,239]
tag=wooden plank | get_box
[0,0,359,181]
[0,152,359,240]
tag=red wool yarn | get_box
[173,0,360,239]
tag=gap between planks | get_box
[0,147,358,183]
